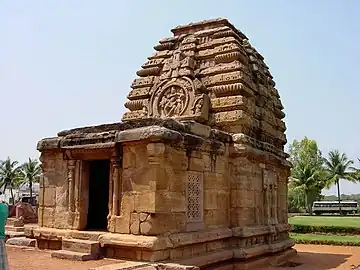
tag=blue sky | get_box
[1,1,359,195]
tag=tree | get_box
[19,158,41,204]
[350,158,360,181]
[288,183,305,213]
[289,137,325,169]
[0,157,21,204]
[290,159,326,214]
[324,150,357,215]
[288,137,327,214]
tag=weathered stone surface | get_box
[89,262,150,270]
[6,237,36,247]
[154,263,199,270]
[5,225,24,232]
[51,250,99,261]
[98,233,173,251]
[62,238,100,254]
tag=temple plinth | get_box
[30,18,295,269]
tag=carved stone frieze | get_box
[215,51,243,64]
[142,58,164,69]
[131,76,155,89]
[199,61,247,77]
[136,67,161,77]
[160,50,195,80]
[211,95,255,114]
[209,83,254,98]
[202,71,254,89]
[154,42,175,51]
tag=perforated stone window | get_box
[186,172,203,222]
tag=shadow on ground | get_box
[280,251,352,269]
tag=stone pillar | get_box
[67,160,76,212]
[111,156,121,217]
[273,182,278,224]
[108,165,113,222]
[263,170,271,225]
[74,161,81,213]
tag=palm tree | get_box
[324,150,356,215]
[0,157,22,204]
[19,158,41,205]
[350,158,360,181]
[290,160,326,214]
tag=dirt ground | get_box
[7,244,360,270]
[269,244,360,270]
[7,246,118,270]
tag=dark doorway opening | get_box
[87,160,110,231]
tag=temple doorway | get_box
[86,159,110,231]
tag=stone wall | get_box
[38,150,68,228]
[109,135,229,236]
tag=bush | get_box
[291,233,360,246]
[293,238,360,246]
[291,224,360,235]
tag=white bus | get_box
[312,201,359,215]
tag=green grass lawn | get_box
[290,233,360,245]
[288,216,360,228]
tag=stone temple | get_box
[30,18,295,269]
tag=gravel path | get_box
[7,244,360,270]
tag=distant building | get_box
[0,183,39,204]
[0,188,19,204]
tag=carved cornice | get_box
[232,133,289,159]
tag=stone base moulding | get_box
[27,226,294,267]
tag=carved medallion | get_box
[149,77,192,118]
[148,76,209,122]
[157,84,188,117]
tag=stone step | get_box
[6,231,25,238]
[6,237,36,247]
[6,218,24,227]
[5,225,25,232]
[62,238,100,254]
[89,262,150,270]
[51,250,100,261]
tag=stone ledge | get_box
[232,225,285,238]
[117,126,227,155]
[231,142,291,167]
[31,227,69,241]
[29,225,292,249]
[62,142,116,150]
[117,126,182,143]
[233,245,268,260]
[169,228,232,248]
[171,18,248,40]
[98,233,172,251]
[37,137,61,151]
[144,246,296,270]
[175,250,233,268]
[233,240,295,260]
[29,227,294,266]
[37,119,232,151]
